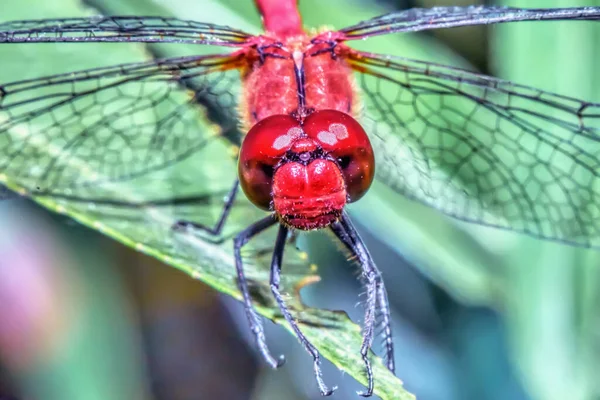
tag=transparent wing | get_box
[350,52,600,248]
[0,53,244,193]
[0,16,251,45]
[340,6,600,39]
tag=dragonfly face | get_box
[239,110,375,230]
[1,2,600,398]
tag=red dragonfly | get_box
[1,0,600,396]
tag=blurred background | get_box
[1,0,599,399]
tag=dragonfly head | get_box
[238,110,375,230]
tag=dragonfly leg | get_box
[172,178,239,238]
[330,211,395,397]
[233,215,285,369]
[270,224,336,397]
[375,278,395,373]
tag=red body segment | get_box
[303,52,355,115]
[241,36,356,128]
[254,0,303,36]
[242,53,300,125]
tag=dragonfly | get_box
[1,0,600,396]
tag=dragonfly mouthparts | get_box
[272,158,347,230]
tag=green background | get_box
[0,0,599,399]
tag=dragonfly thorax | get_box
[238,110,375,230]
[241,34,356,130]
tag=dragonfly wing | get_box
[0,52,255,239]
[0,16,251,46]
[0,54,243,193]
[340,6,600,39]
[351,52,600,248]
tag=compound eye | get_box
[238,114,302,209]
[303,110,375,202]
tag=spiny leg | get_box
[340,212,395,373]
[233,215,284,368]
[330,215,375,397]
[270,224,336,396]
[375,277,395,373]
[172,178,240,237]
[337,212,395,372]
[330,211,395,397]
[331,215,377,397]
